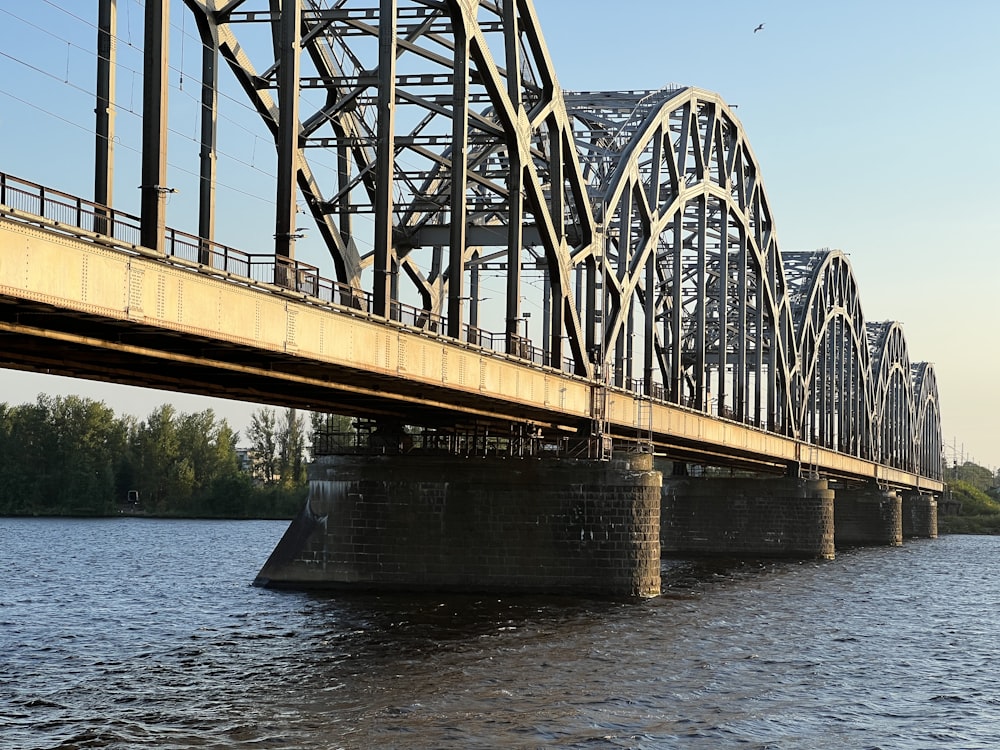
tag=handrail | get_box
[0,170,586,374]
[0,169,944,480]
[0,171,765,417]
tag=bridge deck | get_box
[0,204,942,494]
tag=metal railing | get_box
[0,170,591,375]
[2,170,818,447]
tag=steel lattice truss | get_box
[179,0,941,478]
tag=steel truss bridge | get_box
[0,0,942,490]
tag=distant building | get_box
[235,447,253,473]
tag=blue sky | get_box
[1,1,997,469]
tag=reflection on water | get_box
[2,518,999,749]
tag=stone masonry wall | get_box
[834,485,902,548]
[902,491,938,539]
[661,477,835,559]
[255,452,662,597]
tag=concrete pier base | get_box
[834,485,902,548]
[255,452,662,597]
[902,491,938,538]
[660,477,835,559]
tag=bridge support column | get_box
[834,484,902,548]
[255,452,662,597]
[901,491,938,539]
[661,477,835,559]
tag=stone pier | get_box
[255,452,662,597]
[834,484,902,548]
[660,476,835,559]
[901,491,938,538]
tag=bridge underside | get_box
[0,298,792,473]
[0,296,566,432]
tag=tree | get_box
[246,407,278,483]
[277,408,306,486]
[945,461,994,493]
[47,395,127,514]
[0,396,129,515]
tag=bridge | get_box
[0,1,943,596]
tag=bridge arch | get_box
[869,322,916,472]
[784,249,874,458]
[133,0,941,475]
[912,362,943,479]
[565,88,797,434]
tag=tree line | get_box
[0,395,334,518]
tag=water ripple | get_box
[3,519,1000,748]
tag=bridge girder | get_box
[161,0,944,476]
[0,1,944,480]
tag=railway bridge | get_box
[0,1,943,596]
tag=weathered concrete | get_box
[661,477,835,559]
[901,491,938,539]
[834,485,902,548]
[255,452,662,597]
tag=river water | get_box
[2,517,998,749]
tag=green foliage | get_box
[939,477,1000,535]
[944,462,995,493]
[0,396,313,518]
[0,396,126,515]
[246,407,278,484]
[277,408,307,487]
[949,480,1000,515]
[245,407,309,487]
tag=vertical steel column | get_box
[547,138,566,370]
[694,195,707,410]
[469,251,481,331]
[140,0,169,254]
[95,0,116,232]
[198,22,219,262]
[274,0,301,265]
[735,225,747,421]
[825,345,831,447]
[614,189,632,388]
[624,303,635,386]
[643,246,655,394]
[716,201,729,416]
[644,127,662,395]
[373,0,397,318]
[753,266,764,427]
[669,218,683,403]
[765,261,779,432]
[503,1,523,352]
[839,317,848,450]
[447,23,469,339]
[542,268,552,363]
[585,255,597,361]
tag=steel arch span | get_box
[869,321,918,473]
[563,87,797,437]
[171,0,940,474]
[784,249,875,459]
[913,363,943,480]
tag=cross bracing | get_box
[117,0,941,478]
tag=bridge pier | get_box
[660,476,836,559]
[901,491,938,539]
[254,452,662,597]
[834,484,903,548]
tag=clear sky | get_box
[0,1,997,468]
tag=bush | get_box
[938,480,1000,535]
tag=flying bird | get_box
[753,23,765,33]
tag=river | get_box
[1,517,998,749]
